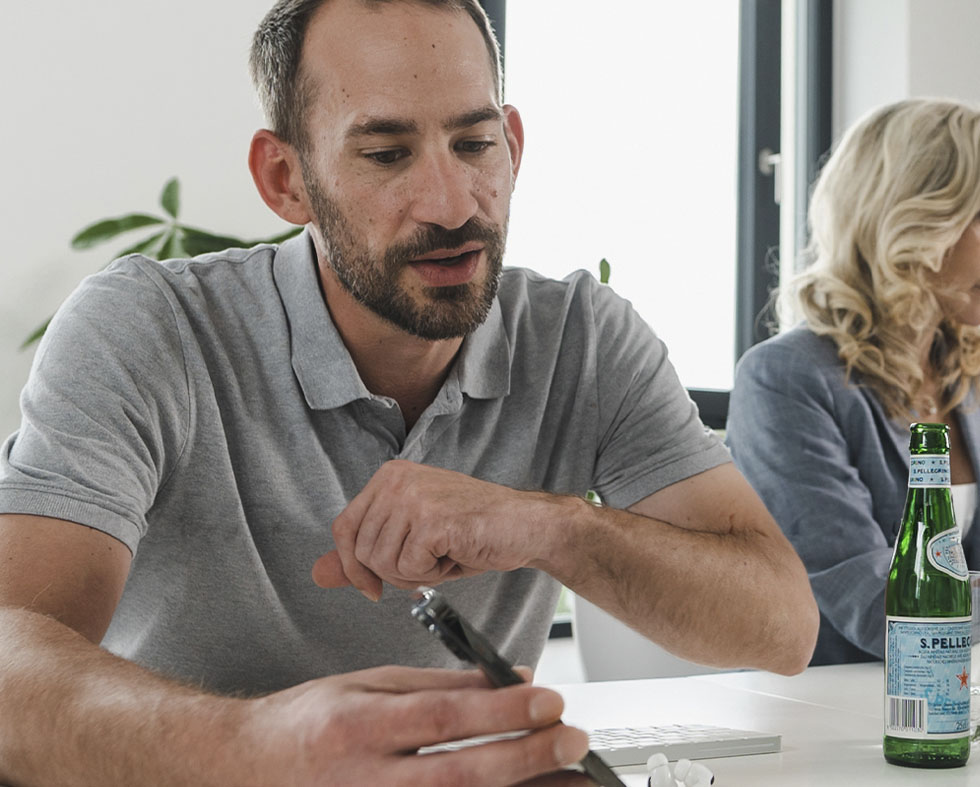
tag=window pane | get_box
[504,2,740,389]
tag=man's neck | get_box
[318,266,463,431]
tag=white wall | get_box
[0,1,287,437]
[832,0,910,137]
[907,0,980,102]
[833,0,980,138]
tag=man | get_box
[0,0,818,784]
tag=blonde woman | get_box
[726,97,980,664]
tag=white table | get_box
[550,662,978,786]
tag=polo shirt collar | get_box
[273,230,512,410]
[455,296,511,399]
[273,231,368,410]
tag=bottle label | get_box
[908,454,950,487]
[885,616,972,739]
[926,529,969,579]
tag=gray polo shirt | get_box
[0,232,729,694]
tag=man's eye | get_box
[365,149,408,165]
[457,140,495,154]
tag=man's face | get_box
[296,0,522,339]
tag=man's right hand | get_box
[245,665,591,786]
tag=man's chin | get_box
[390,310,490,341]
[380,294,493,340]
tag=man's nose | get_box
[407,151,480,230]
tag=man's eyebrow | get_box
[443,105,503,131]
[345,117,419,140]
[344,106,502,140]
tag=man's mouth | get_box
[407,245,484,287]
[412,244,484,266]
[428,252,471,266]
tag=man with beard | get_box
[0,0,818,784]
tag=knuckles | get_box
[331,512,357,545]
[423,693,467,742]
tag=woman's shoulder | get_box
[738,325,844,380]
[731,327,881,434]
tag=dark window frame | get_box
[736,0,782,360]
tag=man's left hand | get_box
[312,460,550,600]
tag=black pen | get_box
[412,587,627,787]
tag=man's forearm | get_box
[312,460,818,674]
[527,490,818,675]
[0,608,254,787]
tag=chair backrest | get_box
[572,593,727,681]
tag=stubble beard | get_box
[303,166,507,341]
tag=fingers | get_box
[331,496,454,597]
[341,664,531,694]
[405,723,591,787]
[377,682,567,752]
[342,665,498,694]
[325,460,529,598]
[331,508,385,601]
[514,665,534,683]
[311,551,350,589]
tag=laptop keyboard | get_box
[588,723,782,767]
[419,722,780,769]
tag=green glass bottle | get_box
[884,423,972,767]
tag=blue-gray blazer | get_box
[726,327,980,665]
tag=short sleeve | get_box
[0,258,190,554]
[588,281,730,509]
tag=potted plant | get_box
[22,177,302,348]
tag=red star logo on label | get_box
[958,669,969,688]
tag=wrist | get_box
[525,492,597,583]
[185,695,263,786]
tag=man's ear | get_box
[502,104,525,185]
[248,129,312,225]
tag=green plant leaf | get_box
[599,258,611,284]
[157,229,191,261]
[160,177,180,219]
[180,227,251,256]
[117,230,169,259]
[170,230,190,259]
[181,224,304,256]
[29,181,305,351]
[22,230,171,349]
[71,214,165,250]
[256,226,304,245]
[19,316,52,351]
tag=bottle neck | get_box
[908,453,951,489]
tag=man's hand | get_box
[248,665,591,787]
[313,460,550,600]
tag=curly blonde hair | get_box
[778,98,980,421]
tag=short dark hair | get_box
[249,0,503,152]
